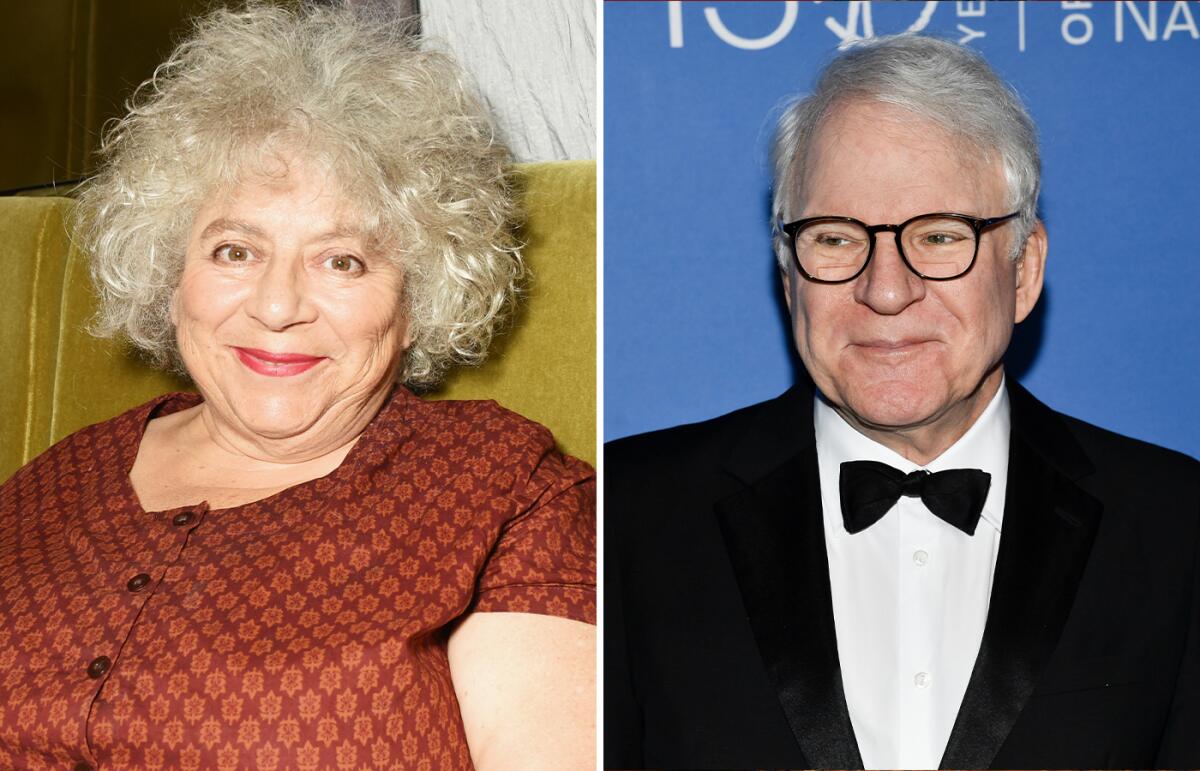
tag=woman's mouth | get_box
[233,347,326,377]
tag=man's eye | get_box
[214,244,253,262]
[325,254,365,273]
[817,234,852,247]
[919,231,970,246]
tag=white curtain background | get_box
[420,0,596,162]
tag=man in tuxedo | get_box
[604,35,1200,770]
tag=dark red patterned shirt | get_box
[0,388,595,770]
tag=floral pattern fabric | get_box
[0,388,595,770]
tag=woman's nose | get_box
[245,256,316,330]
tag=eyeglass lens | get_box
[793,215,978,282]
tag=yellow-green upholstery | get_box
[0,0,212,192]
[0,160,595,481]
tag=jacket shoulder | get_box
[1059,411,1199,492]
[607,400,764,468]
[606,387,809,476]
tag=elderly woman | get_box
[0,5,593,770]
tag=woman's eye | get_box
[214,244,253,262]
[325,254,365,273]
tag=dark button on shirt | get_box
[73,762,92,771]
[86,656,111,679]
[171,511,194,527]
[126,573,151,592]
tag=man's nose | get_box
[852,233,926,314]
[246,256,316,330]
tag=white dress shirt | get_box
[814,381,1010,770]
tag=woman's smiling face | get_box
[173,154,409,457]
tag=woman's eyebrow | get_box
[198,217,266,241]
[197,218,364,244]
[310,224,366,243]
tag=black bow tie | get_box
[839,460,991,536]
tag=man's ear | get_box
[780,262,795,316]
[1014,220,1047,325]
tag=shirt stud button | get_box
[913,549,929,566]
[73,762,93,771]
[87,656,112,679]
[126,573,151,592]
[914,671,931,688]
[172,511,195,527]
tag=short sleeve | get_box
[470,446,596,625]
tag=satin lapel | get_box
[716,445,864,769]
[940,385,1103,769]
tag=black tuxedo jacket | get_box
[605,379,1200,769]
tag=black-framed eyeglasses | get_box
[780,211,1019,284]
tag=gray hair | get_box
[770,34,1040,267]
[74,3,521,389]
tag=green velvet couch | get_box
[1,160,595,481]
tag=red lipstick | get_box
[233,347,325,377]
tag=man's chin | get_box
[834,384,950,435]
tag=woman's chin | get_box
[219,392,329,442]
[194,366,395,451]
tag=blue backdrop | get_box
[604,0,1200,459]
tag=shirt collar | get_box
[814,377,1011,532]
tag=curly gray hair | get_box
[771,34,1041,266]
[74,3,521,389]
